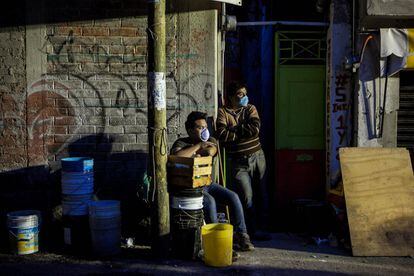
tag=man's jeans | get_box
[203,183,247,234]
[227,149,267,235]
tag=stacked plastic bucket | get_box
[89,200,121,256]
[169,187,204,259]
[61,157,94,216]
[61,157,94,251]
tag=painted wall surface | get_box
[0,0,218,222]
[174,0,218,130]
[326,0,353,189]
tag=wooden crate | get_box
[167,155,213,188]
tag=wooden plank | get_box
[168,155,194,166]
[193,175,212,187]
[168,165,212,177]
[168,175,211,188]
[339,147,414,256]
[168,175,192,187]
[168,155,212,167]
[193,156,212,166]
[168,167,192,177]
[193,165,212,176]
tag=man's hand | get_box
[199,141,216,149]
[196,141,217,157]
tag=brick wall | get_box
[0,27,27,170]
[0,0,217,243]
[0,0,218,240]
[42,16,154,194]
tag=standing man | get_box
[170,111,254,251]
[216,82,269,239]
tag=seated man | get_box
[170,111,254,251]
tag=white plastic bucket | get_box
[171,196,203,210]
[7,210,41,255]
[88,200,121,256]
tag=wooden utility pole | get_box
[147,0,169,256]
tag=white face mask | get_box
[239,95,249,107]
[200,128,210,142]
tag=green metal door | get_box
[273,31,327,224]
[276,65,325,149]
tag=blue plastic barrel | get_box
[61,157,94,173]
[61,172,94,195]
[61,157,94,196]
[89,200,121,256]
[62,194,93,216]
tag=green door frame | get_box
[274,31,327,149]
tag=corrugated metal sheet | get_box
[397,71,414,154]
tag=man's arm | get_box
[172,143,202,158]
[216,106,261,142]
[196,142,217,157]
[172,142,217,158]
[216,108,237,143]
[237,105,261,138]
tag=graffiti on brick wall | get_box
[42,30,213,105]
[41,30,147,74]
[1,72,213,160]
[1,79,83,164]
[27,80,78,159]
[1,27,215,165]
[43,28,208,75]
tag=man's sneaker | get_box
[234,232,255,251]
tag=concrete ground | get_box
[1,233,414,275]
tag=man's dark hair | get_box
[185,111,207,130]
[226,81,247,101]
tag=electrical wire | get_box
[359,35,374,65]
